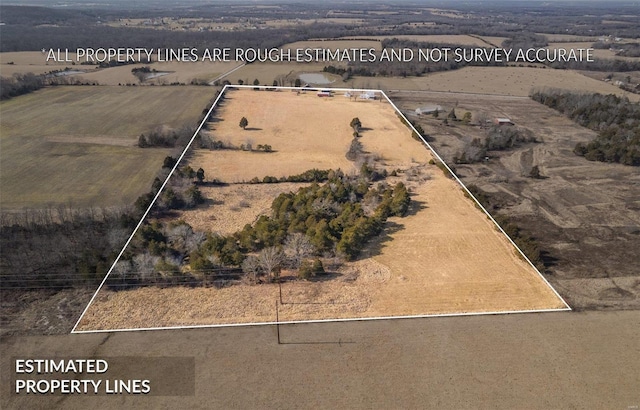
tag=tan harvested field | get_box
[349,66,640,100]
[200,64,638,101]
[538,33,599,42]
[0,86,215,209]
[75,61,240,85]
[71,63,151,85]
[77,87,566,331]
[0,52,240,85]
[547,42,640,62]
[0,51,80,76]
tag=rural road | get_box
[209,63,246,85]
[2,310,638,409]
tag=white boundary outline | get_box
[71,84,570,334]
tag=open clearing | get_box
[175,182,310,235]
[76,88,565,331]
[0,86,214,209]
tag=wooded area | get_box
[531,90,640,166]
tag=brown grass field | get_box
[1,52,240,85]
[0,86,215,209]
[539,33,598,42]
[76,61,241,85]
[348,66,640,101]
[76,88,566,331]
[175,182,310,235]
[221,62,333,86]
[0,51,76,76]
[218,64,638,101]
[547,42,640,62]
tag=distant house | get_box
[415,105,442,115]
[494,118,514,126]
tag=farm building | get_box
[415,105,442,115]
[358,91,377,100]
[494,118,515,126]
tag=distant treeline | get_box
[0,73,45,100]
[531,90,640,166]
[0,21,355,52]
[3,2,638,53]
[592,41,640,58]
[0,72,99,100]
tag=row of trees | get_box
[137,125,196,148]
[133,156,206,217]
[0,73,45,100]
[531,90,640,166]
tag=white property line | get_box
[72,308,570,334]
[71,84,569,335]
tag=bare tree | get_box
[244,138,254,151]
[257,246,284,282]
[284,233,316,269]
[241,255,261,284]
[133,253,160,282]
[111,260,133,285]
